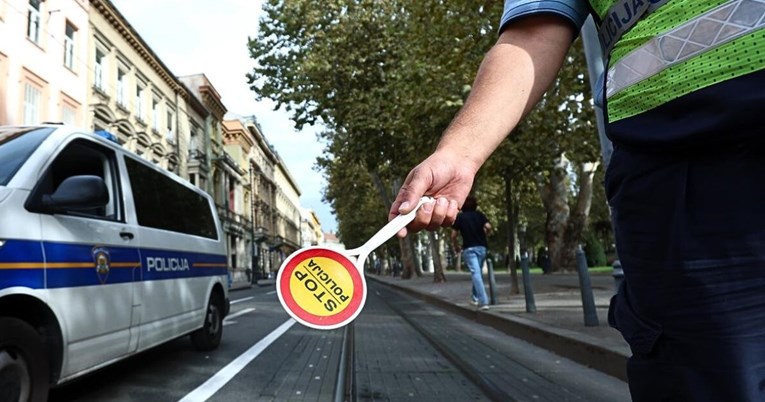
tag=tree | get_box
[248,1,603,275]
[524,39,600,272]
[248,0,502,278]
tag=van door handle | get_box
[120,231,134,240]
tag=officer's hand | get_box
[389,150,477,237]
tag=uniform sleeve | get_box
[499,0,590,34]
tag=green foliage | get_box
[248,1,610,249]
[248,0,503,237]
[583,231,607,268]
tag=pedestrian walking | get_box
[451,195,492,310]
[388,1,765,400]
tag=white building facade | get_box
[0,0,90,126]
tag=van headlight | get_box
[0,240,4,248]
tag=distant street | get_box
[49,282,628,402]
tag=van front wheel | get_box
[0,318,49,402]
[191,294,223,351]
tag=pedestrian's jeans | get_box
[463,246,489,306]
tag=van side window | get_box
[125,157,217,239]
[30,139,121,220]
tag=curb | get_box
[368,276,629,382]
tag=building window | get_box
[64,22,76,70]
[94,49,106,91]
[166,110,174,142]
[27,0,41,45]
[228,178,235,212]
[151,98,160,131]
[189,173,197,186]
[23,82,41,124]
[135,81,145,120]
[117,68,127,107]
[189,128,198,153]
[62,105,75,125]
[230,236,237,270]
[61,92,79,126]
[0,55,7,124]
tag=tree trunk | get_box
[540,154,573,272]
[539,156,600,272]
[429,231,447,283]
[564,161,600,263]
[373,173,418,278]
[503,173,520,295]
[400,236,414,279]
[408,234,423,277]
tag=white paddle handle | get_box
[353,197,435,263]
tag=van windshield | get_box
[0,127,54,186]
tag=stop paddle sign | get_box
[277,197,434,329]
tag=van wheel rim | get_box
[0,349,31,402]
[208,305,220,336]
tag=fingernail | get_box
[422,202,434,213]
[437,197,448,207]
[448,200,458,210]
[398,201,411,212]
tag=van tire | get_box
[0,318,50,402]
[190,294,223,351]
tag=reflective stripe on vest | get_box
[607,0,765,98]
[598,0,670,55]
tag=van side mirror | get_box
[41,175,109,212]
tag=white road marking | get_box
[179,319,296,402]
[266,290,276,295]
[231,296,254,304]
[222,308,256,326]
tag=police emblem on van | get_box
[92,246,111,284]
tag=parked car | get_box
[0,125,230,402]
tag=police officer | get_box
[389,1,765,400]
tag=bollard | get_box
[487,257,497,305]
[520,252,537,313]
[612,259,624,293]
[575,245,599,327]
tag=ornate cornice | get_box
[200,86,227,120]
[91,0,197,104]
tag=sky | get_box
[110,0,337,233]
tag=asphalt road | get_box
[49,282,629,402]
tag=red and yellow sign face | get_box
[277,248,365,329]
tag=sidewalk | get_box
[368,270,631,381]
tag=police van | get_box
[0,125,230,401]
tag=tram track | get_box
[334,281,628,402]
[334,322,356,402]
[333,282,509,402]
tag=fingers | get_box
[390,167,430,217]
[400,197,460,237]
[389,165,430,238]
[389,152,473,238]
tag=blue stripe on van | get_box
[0,239,44,262]
[0,240,45,289]
[0,239,227,290]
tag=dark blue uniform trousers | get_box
[606,143,765,401]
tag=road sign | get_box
[277,197,435,329]
[277,247,366,330]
